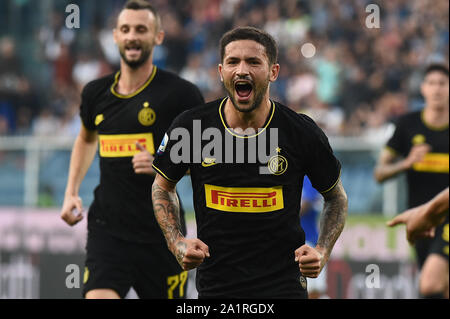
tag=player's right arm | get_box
[387,187,449,243]
[152,174,209,270]
[60,124,98,226]
[374,144,431,183]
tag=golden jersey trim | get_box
[384,146,398,156]
[98,133,155,157]
[219,98,276,139]
[83,267,89,284]
[110,66,157,99]
[319,169,342,194]
[205,184,284,213]
[412,153,449,173]
[81,122,96,133]
[152,164,179,183]
[421,110,449,131]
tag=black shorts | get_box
[82,229,188,299]
[414,215,449,269]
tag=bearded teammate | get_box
[60,0,204,299]
[374,64,449,298]
[151,27,347,298]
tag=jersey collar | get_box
[219,97,276,139]
[110,66,157,99]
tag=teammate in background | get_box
[151,27,347,298]
[60,0,204,299]
[374,64,449,299]
[300,176,329,299]
[388,187,449,244]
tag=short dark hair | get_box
[122,0,161,31]
[424,63,449,78]
[219,27,278,65]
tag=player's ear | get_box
[269,63,280,82]
[155,30,165,46]
[218,64,224,82]
[113,28,118,44]
[420,81,426,98]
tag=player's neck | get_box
[423,103,449,128]
[116,59,154,96]
[224,97,272,132]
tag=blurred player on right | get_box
[374,64,449,299]
[388,187,448,245]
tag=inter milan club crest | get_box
[412,134,426,145]
[138,102,156,126]
[267,147,288,175]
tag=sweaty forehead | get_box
[117,9,156,28]
[224,40,268,61]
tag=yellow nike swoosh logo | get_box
[201,161,218,167]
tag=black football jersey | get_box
[386,110,449,208]
[153,98,341,298]
[80,66,204,243]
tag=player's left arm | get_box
[296,179,347,277]
[317,179,348,262]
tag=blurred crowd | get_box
[0,0,448,139]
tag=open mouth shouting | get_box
[234,80,254,103]
[125,42,143,59]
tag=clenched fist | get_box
[173,238,210,271]
[295,244,326,278]
[132,142,155,175]
[61,195,85,226]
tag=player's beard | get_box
[119,40,153,69]
[224,76,269,113]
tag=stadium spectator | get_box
[31,108,59,137]
[0,37,24,133]
[2,0,448,138]
[301,92,344,136]
[38,10,76,63]
[72,52,112,92]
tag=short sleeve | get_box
[386,121,408,157]
[177,81,205,112]
[152,113,191,183]
[304,117,341,194]
[79,83,96,131]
